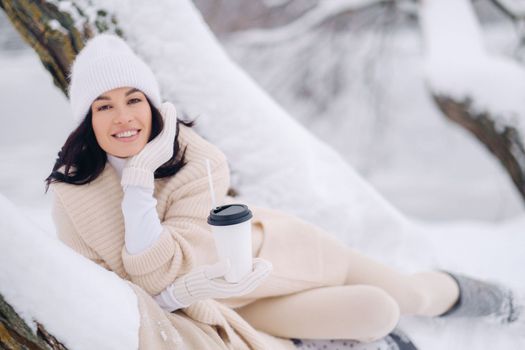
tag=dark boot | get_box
[385,328,418,350]
[290,328,418,350]
[439,272,522,325]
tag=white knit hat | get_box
[68,33,161,123]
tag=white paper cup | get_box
[208,204,253,283]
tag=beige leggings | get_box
[236,247,460,342]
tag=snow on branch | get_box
[0,0,123,93]
[492,0,525,19]
[419,0,525,201]
[261,0,293,8]
[228,0,392,44]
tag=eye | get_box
[128,97,142,104]
[97,104,111,112]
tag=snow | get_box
[261,0,292,8]
[46,0,86,31]
[403,214,525,349]
[0,194,139,350]
[420,0,525,140]
[1,1,525,349]
[228,0,387,44]
[46,0,117,34]
[496,0,525,15]
[48,19,65,33]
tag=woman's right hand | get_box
[153,258,273,311]
[120,102,178,190]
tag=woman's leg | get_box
[342,247,460,316]
[236,285,400,342]
[252,206,459,317]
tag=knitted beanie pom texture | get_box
[68,33,162,124]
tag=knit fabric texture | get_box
[68,33,161,124]
[440,272,520,324]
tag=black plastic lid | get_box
[207,204,253,226]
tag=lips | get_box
[112,129,141,138]
[112,130,141,143]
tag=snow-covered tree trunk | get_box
[434,95,525,200]
[0,293,67,349]
[0,193,140,350]
[0,0,121,94]
[419,0,525,202]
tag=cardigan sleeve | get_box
[51,192,112,271]
[120,153,231,295]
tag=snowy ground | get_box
[0,3,524,349]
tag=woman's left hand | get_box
[121,102,177,189]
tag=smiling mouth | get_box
[112,129,141,139]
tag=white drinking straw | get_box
[205,159,218,209]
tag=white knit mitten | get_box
[154,258,273,312]
[121,102,177,190]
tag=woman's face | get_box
[91,86,152,158]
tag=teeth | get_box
[115,130,138,138]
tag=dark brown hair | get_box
[44,97,196,193]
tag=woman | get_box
[45,34,521,350]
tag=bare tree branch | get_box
[419,0,525,202]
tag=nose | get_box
[113,107,133,124]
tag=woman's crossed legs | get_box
[236,246,459,342]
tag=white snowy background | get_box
[0,0,524,349]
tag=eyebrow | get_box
[94,88,141,101]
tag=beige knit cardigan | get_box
[50,124,349,349]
